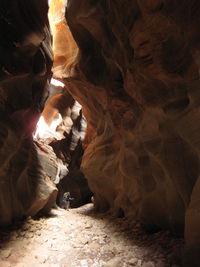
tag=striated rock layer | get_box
[38,81,92,208]
[0,0,56,224]
[53,1,200,266]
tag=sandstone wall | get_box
[0,0,57,224]
[61,1,200,265]
[40,85,92,208]
[1,0,200,265]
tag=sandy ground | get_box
[0,204,183,267]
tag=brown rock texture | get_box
[38,81,92,208]
[0,0,55,225]
[1,0,200,266]
[48,0,78,78]
[52,1,200,265]
[47,0,92,208]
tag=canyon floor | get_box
[0,203,183,267]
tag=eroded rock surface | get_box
[51,1,200,265]
[35,80,91,209]
[1,0,200,266]
[0,0,54,224]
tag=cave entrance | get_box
[33,0,91,209]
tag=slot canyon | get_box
[0,0,200,266]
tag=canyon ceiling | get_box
[0,0,200,266]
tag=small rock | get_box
[88,242,100,250]
[39,256,48,264]
[22,224,29,231]
[80,237,89,245]
[80,259,88,267]
[104,257,121,267]
[19,231,26,237]
[0,249,11,259]
[24,232,34,238]
[128,258,138,266]
[85,223,92,229]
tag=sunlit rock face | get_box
[48,0,78,78]
[34,79,91,208]
[52,1,200,265]
[0,0,55,224]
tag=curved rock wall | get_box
[61,1,200,265]
[48,0,78,78]
[1,0,200,265]
[0,0,56,225]
[39,82,92,208]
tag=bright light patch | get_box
[34,113,62,140]
[49,113,62,132]
[50,78,65,88]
